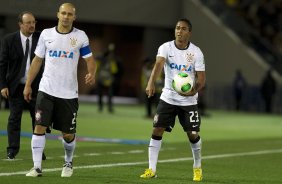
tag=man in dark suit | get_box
[0,11,45,160]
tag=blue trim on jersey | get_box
[80,45,91,56]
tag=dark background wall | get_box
[0,0,281,111]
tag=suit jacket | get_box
[0,31,43,97]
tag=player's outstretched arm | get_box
[146,56,165,98]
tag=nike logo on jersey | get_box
[169,55,174,57]
[192,125,198,128]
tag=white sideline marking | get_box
[84,153,101,156]
[128,150,144,154]
[0,149,282,176]
[109,152,125,155]
[1,159,23,161]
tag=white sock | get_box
[62,137,76,163]
[31,134,46,170]
[148,138,162,173]
[190,138,202,168]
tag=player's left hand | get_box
[85,73,95,85]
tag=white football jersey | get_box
[35,27,92,99]
[158,40,205,106]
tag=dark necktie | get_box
[20,38,30,78]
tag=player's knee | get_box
[34,125,47,134]
[187,131,200,142]
[152,127,165,137]
[62,133,75,143]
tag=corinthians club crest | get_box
[35,110,42,122]
[153,114,159,124]
[185,52,194,63]
[70,37,77,47]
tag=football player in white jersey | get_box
[24,3,96,177]
[140,18,206,182]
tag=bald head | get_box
[59,3,76,14]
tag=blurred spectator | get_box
[232,70,247,111]
[95,43,123,113]
[260,69,277,113]
[236,0,282,74]
[205,0,282,73]
[236,0,282,56]
[141,57,163,118]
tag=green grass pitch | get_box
[0,103,281,184]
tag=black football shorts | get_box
[35,91,78,133]
[153,99,201,132]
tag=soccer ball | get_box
[172,72,193,94]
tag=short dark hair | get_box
[177,18,192,32]
[18,11,34,23]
